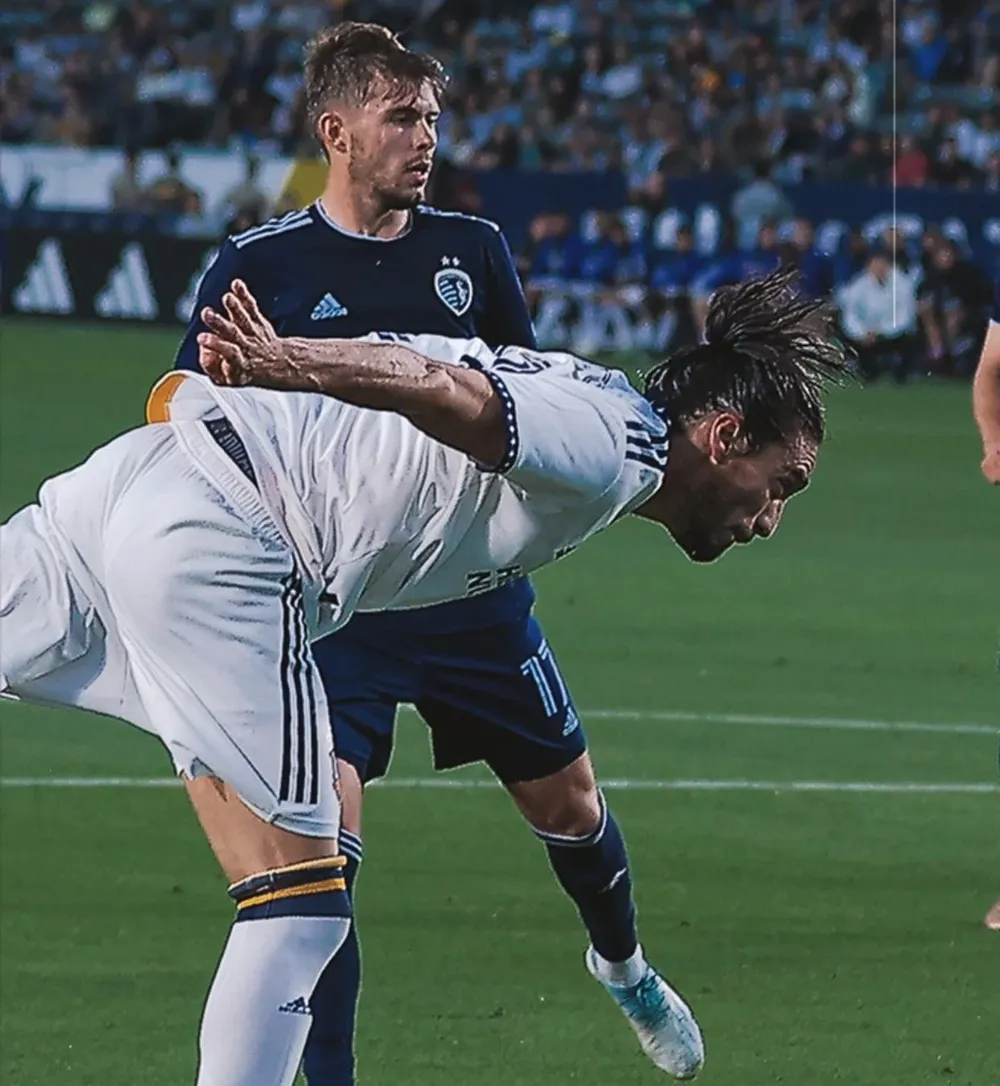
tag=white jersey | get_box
[163,334,668,637]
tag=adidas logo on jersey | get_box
[95,243,158,320]
[277,996,311,1016]
[311,293,348,320]
[12,238,75,315]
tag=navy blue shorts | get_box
[310,611,586,785]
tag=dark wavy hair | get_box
[304,22,446,136]
[643,267,854,447]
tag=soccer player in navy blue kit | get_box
[176,24,696,1081]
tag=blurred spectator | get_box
[832,134,886,184]
[575,212,643,291]
[730,163,793,251]
[919,239,995,374]
[525,212,575,278]
[893,135,929,188]
[838,247,920,383]
[110,148,147,212]
[689,221,783,330]
[781,219,835,299]
[221,153,272,231]
[145,148,203,215]
[984,151,1000,193]
[910,18,949,82]
[647,222,703,343]
[472,123,521,169]
[648,224,702,301]
[930,137,981,187]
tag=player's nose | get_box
[754,501,784,538]
[416,120,437,150]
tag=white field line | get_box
[399,705,998,737]
[2,697,994,735]
[0,777,995,795]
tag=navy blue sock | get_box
[536,793,639,964]
[302,830,363,1086]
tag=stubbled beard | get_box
[347,158,426,211]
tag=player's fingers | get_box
[232,280,270,332]
[199,349,226,384]
[202,306,248,347]
[222,290,257,338]
[198,332,244,366]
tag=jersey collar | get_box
[312,199,413,243]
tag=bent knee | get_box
[531,791,603,839]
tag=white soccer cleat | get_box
[585,946,704,1079]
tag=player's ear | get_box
[317,111,349,157]
[705,411,747,464]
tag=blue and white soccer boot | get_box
[585,945,704,1079]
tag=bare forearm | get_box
[196,284,507,464]
[973,323,1000,451]
[281,338,507,466]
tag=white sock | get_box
[196,914,350,1086]
[592,943,647,988]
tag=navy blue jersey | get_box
[993,280,1000,324]
[175,200,537,631]
[175,201,535,365]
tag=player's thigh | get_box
[184,775,339,885]
[0,503,89,691]
[312,627,420,836]
[417,613,588,784]
[103,472,339,840]
[312,627,420,786]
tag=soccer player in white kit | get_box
[0,269,850,1084]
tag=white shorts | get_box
[0,421,339,838]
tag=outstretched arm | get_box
[972,317,1000,484]
[197,280,506,468]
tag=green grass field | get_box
[0,320,997,1085]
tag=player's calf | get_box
[185,776,351,1086]
[303,760,366,1086]
[508,755,639,967]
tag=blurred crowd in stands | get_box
[2,0,999,190]
[3,0,996,378]
[518,202,995,378]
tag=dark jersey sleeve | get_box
[173,240,249,372]
[993,280,1000,325]
[479,225,537,349]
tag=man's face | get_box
[662,416,818,563]
[333,79,440,209]
[869,254,890,280]
[792,220,813,249]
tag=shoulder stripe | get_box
[417,205,501,233]
[626,433,668,454]
[233,210,313,249]
[626,438,668,467]
[625,419,668,440]
[626,451,667,472]
[233,208,308,240]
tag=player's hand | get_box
[982,446,1000,485]
[197,281,295,389]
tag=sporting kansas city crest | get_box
[434,256,474,317]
